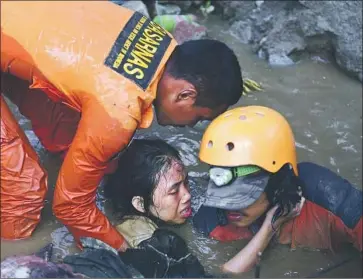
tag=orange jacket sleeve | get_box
[279,200,362,252]
[52,99,138,250]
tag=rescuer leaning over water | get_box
[0,1,244,251]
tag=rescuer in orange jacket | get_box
[0,1,243,251]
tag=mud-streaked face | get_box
[149,160,192,224]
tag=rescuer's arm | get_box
[222,205,300,274]
[52,101,137,251]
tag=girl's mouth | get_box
[180,206,192,218]
[226,211,244,222]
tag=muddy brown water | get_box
[1,15,362,278]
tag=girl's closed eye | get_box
[169,188,179,195]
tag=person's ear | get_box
[132,196,146,213]
[176,89,197,104]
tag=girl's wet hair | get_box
[104,138,182,219]
[264,164,304,222]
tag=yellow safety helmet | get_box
[199,106,298,175]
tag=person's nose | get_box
[181,185,191,203]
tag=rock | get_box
[268,53,295,67]
[141,0,158,19]
[112,0,150,17]
[156,3,181,15]
[218,0,362,82]
[299,0,363,81]
[230,20,252,44]
[158,0,193,12]
[157,0,206,12]
[192,0,204,6]
[258,48,267,60]
[255,1,264,9]
[172,21,208,44]
[260,15,307,61]
[214,1,256,21]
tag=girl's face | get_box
[149,160,192,224]
[226,193,269,227]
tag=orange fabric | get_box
[3,74,118,171]
[2,74,80,155]
[0,95,48,240]
[279,200,362,252]
[1,1,177,249]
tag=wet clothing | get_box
[120,229,208,278]
[0,239,141,278]
[1,231,208,278]
[63,244,143,278]
[193,162,362,252]
[115,216,158,248]
[0,94,49,241]
[115,216,208,278]
[64,217,208,278]
[1,1,177,249]
[279,162,362,252]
